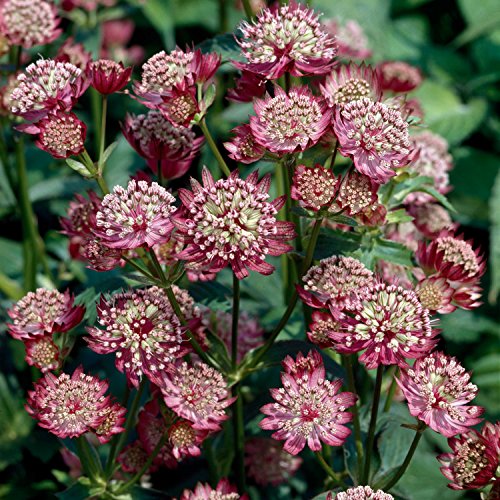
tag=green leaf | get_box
[328,214,358,227]
[440,309,500,343]
[371,237,414,267]
[55,480,91,500]
[0,237,23,277]
[141,0,175,50]
[490,167,500,303]
[198,33,244,65]
[417,186,456,212]
[314,228,362,260]
[386,209,414,224]
[29,176,89,203]
[100,141,119,166]
[66,158,92,178]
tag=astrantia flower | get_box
[415,276,455,314]
[25,111,86,159]
[236,1,337,79]
[95,179,176,249]
[227,70,266,103]
[330,283,437,369]
[8,288,84,341]
[94,402,126,444]
[82,238,123,272]
[169,420,207,460]
[213,310,264,363]
[174,168,295,280]
[298,256,375,315]
[89,59,132,95]
[224,124,265,164]
[281,349,324,377]
[60,191,100,240]
[10,59,87,122]
[322,19,372,60]
[397,352,484,437]
[122,111,203,180]
[118,440,155,474]
[378,61,422,93]
[56,37,92,70]
[0,0,61,49]
[86,288,185,387]
[409,203,455,239]
[250,86,331,154]
[406,131,452,204]
[334,97,412,183]
[332,170,379,216]
[321,63,381,108]
[438,422,500,490]
[179,479,242,500]
[291,164,337,211]
[245,437,302,486]
[260,350,356,455]
[307,311,340,349]
[24,337,60,373]
[330,485,394,500]
[154,361,235,431]
[26,366,121,438]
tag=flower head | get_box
[331,485,394,500]
[378,61,422,93]
[89,59,132,95]
[322,19,372,60]
[260,350,356,455]
[56,37,92,70]
[236,1,337,79]
[179,479,242,500]
[245,437,302,486]
[334,97,412,183]
[95,179,176,249]
[227,70,266,103]
[307,311,340,349]
[24,336,60,372]
[397,352,484,437]
[94,402,126,444]
[82,238,124,272]
[224,124,265,164]
[174,168,295,280]
[118,440,155,474]
[321,63,381,108]
[415,276,455,314]
[250,86,330,154]
[86,288,186,387]
[26,366,123,439]
[438,422,500,490]
[298,256,375,314]
[122,110,203,180]
[330,283,438,369]
[0,0,61,49]
[10,59,87,122]
[409,203,455,239]
[169,420,207,460]
[333,170,379,216]
[8,288,84,341]
[291,164,337,211]
[154,361,235,431]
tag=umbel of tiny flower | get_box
[89,59,132,95]
[260,350,357,455]
[179,478,243,500]
[291,164,337,211]
[397,351,484,437]
[377,60,422,93]
[327,485,394,500]
[118,440,156,474]
[86,288,187,388]
[437,421,500,490]
[224,123,265,164]
[173,167,296,280]
[322,19,372,60]
[329,282,438,369]
[95,179,176,249]
[24,337,60,373]
[26,365,125,440]
[235,0,337,80]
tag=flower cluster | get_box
[328,486,394,500]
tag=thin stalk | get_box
[98,95,107,171]
[383,368,399,413]
[122,256,158,282]
[232,384,246,493]
[362,365,384,483]
[218,0,229,33]
[231,272,240,369]
[380,426,425,491]
[157,159,163,188]
[77,436,101,482]
[275,162,290,303]
[199,119,231,177]
[343,355,364,479]
[90,88,102,154]
[284,72,291,93]
[315,451,347,488]
[323,140,339,170]
[241,0,254,19]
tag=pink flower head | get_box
[397,351,484,437]
[60,191,100,239]
[61,0,116,12]
[415,276,455,314]
[190,49,221,85]
[168,420,207,460]
[416,232,485,284]
[223,124,265,164]
[331,485,394,500]
[95,179,176,249]
[122,110,203,180]
[291,164,337,211]
[250,86,331,154]
[7,288,84,341]
[330,283,438,369]
[378,61,422,93]
[307,311,340,349]
[333,170,379,216]
[26,366,124,439]
[24,111,86,159]
[450,282,483,311]
[321,63,381,108]
[260,350,357,455]
[438,422,500,490]
[153,361,235,432]
[24,336,60,373]
[86,288,186,388]
[10,59,87,122]
[0,72,20,118]
[409,203,455,239]
[236,1,337,79]
[227,70,266,103]
[281,349,324,377]
[213,310,264,363]
[0,0,61,49]
[298,256,375,315]
[333,97,412,183]
[94,402,126,444]
[101,19,145,66]
[179,479,243,500]
[174,168,295,280]
[89,59,132,95]
[322,19,372,60]
[245,437,302,486]
[56,38,92,71]
[156,82,199,128]
[118,440,155,474]
[82,238,124,272]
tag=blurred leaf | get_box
[141,0,175,50]
[440,309,500,343]
[0,237,23,278]
[55,480,91,500]
[198,33,244,65]
[456,0,500,47]
[314,228,362,260]
[29,176,89,203]
[386,209,414,224]
[490,168,500,303]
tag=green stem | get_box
[362,365,384,484]
[122,256,158,282]
[383,368,399,413]
[343,355,364,479]
[323,140,339,170]
[76,436,101,482]
[231,272,240,369]
[315,451,347,488]
[275,162,290,303]
[241,0,254,19]
[199,119,231,177]
[90,88,102,154]
[232,384,246,493]
[218,0,229,32]
[379,425,425,491]
[98,95,107,172]
[157,159,163,188]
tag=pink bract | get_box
[89,59,132,95]
[179,478,244,500]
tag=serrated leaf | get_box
[418,186,456,212]
[329,214,358,226]
[371,238,414,267]
[314,228,362,260]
